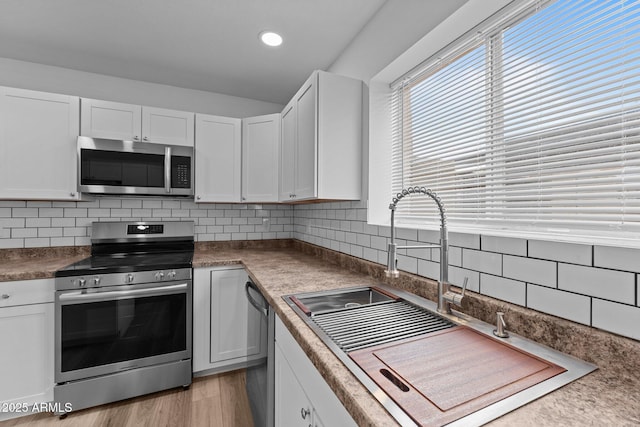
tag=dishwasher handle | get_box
[245,280,269,318]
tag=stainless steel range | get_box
[53,221,194,415]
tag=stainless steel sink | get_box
[284,285,597,427]
[289,286,396,315]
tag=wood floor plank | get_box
[0,370,255,427]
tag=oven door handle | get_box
[58,283,188,302]
[245,280,268,318]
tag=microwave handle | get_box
[164,146,171,193]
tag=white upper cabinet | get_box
[142,106,194,146]
[81,99,194,146]
[279,104,296,201]
[242,113,280,203]
[279,70,363,202]
[80,99,141,141]
[0,87,80,200]
[194,114,242,203]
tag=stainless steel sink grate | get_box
[311,300,455,353]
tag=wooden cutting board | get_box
[349,326,566,426]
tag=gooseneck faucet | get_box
[384,186,467,314]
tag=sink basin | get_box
[284,285,597,427]
[289,286,397,315]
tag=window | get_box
[390,0,640,241]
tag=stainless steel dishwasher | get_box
[245,279,274,427]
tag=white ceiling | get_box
[0,0,388,105]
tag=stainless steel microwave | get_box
[78,136,194,196]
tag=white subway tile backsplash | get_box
[449,246,462,266]
[417,229,440,243]
[52,218,76,227]
[397,254,418,275]
[594,246,640,273]
[528,240,592,266]
[51,237,75,246]
[26,201,52,208]
[24,237,50,248]
[592,299,640,340]
[0,201,25,207]
[111,208,132,217]
[480,274,526,305]
[370,235,387,251]
[558,263,635,304]
[4,196,640,345]
[481,235,527,256]
[38,228,62,238]
[449,267,479,292]
[0,238,23,248]
[39,208,63,217]
[527,284,591,325]
[449,232,480,249]
[63,208,88,217]
[362,247,380,263]
[121,199,142,209]
[88,208,110,217]
[26,218,51,228]
[99,199,122,208]
[418,259,439,280]
[12,228,37,238]
[503,255,556,287]
[396,227,418,241]
[13,208,39,217]
[462,249,502,275]
[351,221,364,233]
[152,209,171,217]
[356,233,371,247]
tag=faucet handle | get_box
[460,277,469,296]
[444,277,468,308]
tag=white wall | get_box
[328,0,469,83]
[0,58,283,117]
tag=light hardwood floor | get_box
[0,370,255,427]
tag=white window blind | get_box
[391,0,640,239]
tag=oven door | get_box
[55,280,192,384]
[78,136,193,196]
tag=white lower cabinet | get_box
[0,279,54,421]
[193,266,267,374]
[275,315,356,427]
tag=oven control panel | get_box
[55,268,192,291]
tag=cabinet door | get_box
[279,103,296,201]
[242,113,280,202]
[0,87,79,200]
[0,303,53,419]
[80,98,142,141]
[142,106,194,146]
[192,268,211,373]
[195,114,241,202]
[295,76,317,200]
[210,268,263,363]
[275,344,313,427]
[275,316,356,427]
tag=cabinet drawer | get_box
[0,279,54,307]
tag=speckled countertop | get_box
[1,240,639,426]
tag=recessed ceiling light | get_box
[259,31,283,47]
